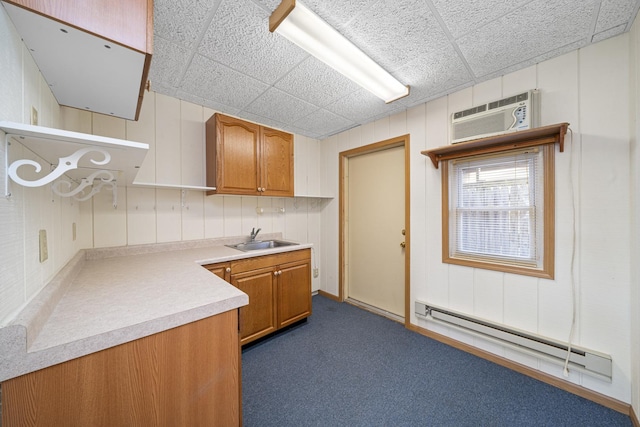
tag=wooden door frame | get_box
[338,134,411,325]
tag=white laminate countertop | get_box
[0,235,312,382]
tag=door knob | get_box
[400,242,406,248]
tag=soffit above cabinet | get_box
[2,1,151,120]
[1,121,148,192]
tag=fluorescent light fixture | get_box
[269,0,409,103]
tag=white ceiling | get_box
[149,0,640,139]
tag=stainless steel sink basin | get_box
[226,240,298,252]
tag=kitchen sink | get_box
[226,240,298,252]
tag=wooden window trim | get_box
[422,123,569,279]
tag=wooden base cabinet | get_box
[205,249,311,345]
[1,311,241,427]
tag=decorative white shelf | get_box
[2,121,148,199]
[132,182,216,191]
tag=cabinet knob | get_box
[226,267,231,273]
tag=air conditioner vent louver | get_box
[451,90,539,144]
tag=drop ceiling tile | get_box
[595,0,639,33]
[296,0,379,29]
[253,0,379,29]
[341,0,450,72]
[242,87,319,124]
[275,57,361,107]
[149,0,640,140]
[175,90,241,116]
[457,0,596,78]
[324,88,405,123]
[431,0,530,38]
[147,36,191,87]
[292,108,356,139]
[592,24,627,43]
[154,0,222,47]
[479,39,587,82]
[235,111,289,132]
[251,0,281,12]
[180,54,268,110]
[198,0,308,85]
[393,44,473,107]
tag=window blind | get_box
[449,149,544,268]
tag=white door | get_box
[347,145,405,317]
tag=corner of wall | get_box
[629,12,640,421]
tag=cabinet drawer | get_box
[230,249,310,274]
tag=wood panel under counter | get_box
[1,310,241,427]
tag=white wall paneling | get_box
[126,186,156,246]
[155,188,182,243]
[180,100,205,187]
[406,103,427,320]
[294,136,309,196]
[0,5,78,325]
[204,195,224,238]
[630,14,640,419]
[92,186,127,248]
[181,190,205,241]
[320,32,636,403]
[126,91,156,184]
[155,94,181,186]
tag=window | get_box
[442,144,555,278]
[422,123,567,278]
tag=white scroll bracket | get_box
[50,170,117,207]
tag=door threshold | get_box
[346,298,404,324]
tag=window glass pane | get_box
[449,150,543,267]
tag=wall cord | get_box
[563,127,578,377]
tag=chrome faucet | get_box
[250,227,261,241]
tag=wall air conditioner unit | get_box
[451,89,540,144]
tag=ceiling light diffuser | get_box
[269,0,409,103]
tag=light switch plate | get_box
[39,229,48,262]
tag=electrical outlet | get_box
[313,268,319,278]
[31,106,38,125]
[39,229,48,263]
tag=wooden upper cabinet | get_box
[3,0,153,120]
[206,113,294,197]
[207,114,261,195]
[4,0,153,53]
[261,127,294,197]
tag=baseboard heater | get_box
[415,302,612,381]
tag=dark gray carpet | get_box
[241,295,632,426]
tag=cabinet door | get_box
[204,263,230,282]
[261,127,294,197]
[207,114,260,195]
[277,259,312,328]
[231,267,277,344]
